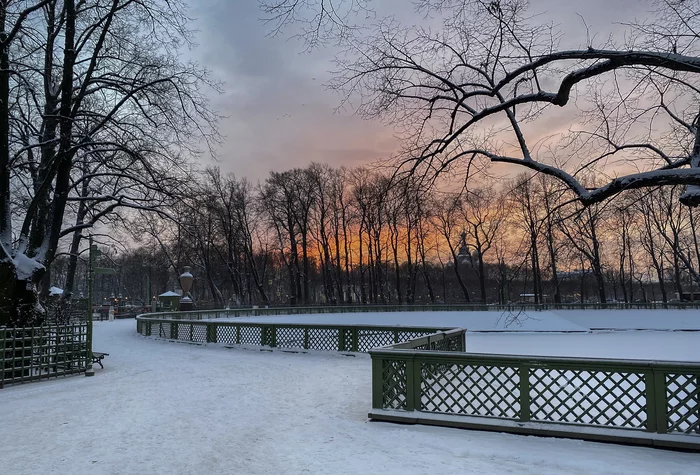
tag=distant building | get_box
[455,232,470,265]
[158,290,181,310]
[453,232,480,266]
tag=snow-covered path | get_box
[2,320,700,475]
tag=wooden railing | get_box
[136,314,454,353]
[369,344,700,449]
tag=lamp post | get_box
[86,236,98,377]
[87,237,116,376]
[179,266,194,311]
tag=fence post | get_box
[304,328,309,349]
[236,325,241,344]
[270,326,277,348]
[171,322,178,340]
[371,355,384,409]
[405,355,421,411]
[652,369,668,434]
[645,371,658,433]
[352,328,358,352]
[519,365,530,422]
[338,328,346,352]
[206,323,218,344]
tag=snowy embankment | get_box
[468,331,700,361]
[1,319,699,475]
[551,309,700,331]
[209,308,700,333]
[210,310,587,331]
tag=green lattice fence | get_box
[136,315,456,354]
[136,308,699,446]
[0,323,88,388]
[370,349,700,438]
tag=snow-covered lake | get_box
[2,319,700,474]
[208,308,700,333]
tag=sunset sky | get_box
[187,0,651,182]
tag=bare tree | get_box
[326,166,353,302]
[558,202,608,304]
[460,186,505,303]
[0,0,219,326]
[431,193,472,302]
[329,0,700,207]
[510,175,544,303]
[634,190,670,302]
[537,174,566,304]
[260,0,371,50]
[261,170,303,305]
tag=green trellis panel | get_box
[0,324,88,389]
[369,348,700,437]
[136,313,454,354]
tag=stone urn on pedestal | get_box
[179,266,194,311]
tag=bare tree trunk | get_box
[590,237,607,303]
[477,252,487,303]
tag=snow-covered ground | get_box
[211,310,587,331]
[468,331,700,361]
[211,308,700,332]
[551,309,700,331]
[2,319,700,474]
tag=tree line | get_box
[4,0,700,325]
[50,163,700,308]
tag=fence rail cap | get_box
[368,348,700,369]
[136,314,455,332]
[0,323,88,330]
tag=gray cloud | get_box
[185,0,385,181]
[185,0,655,182]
